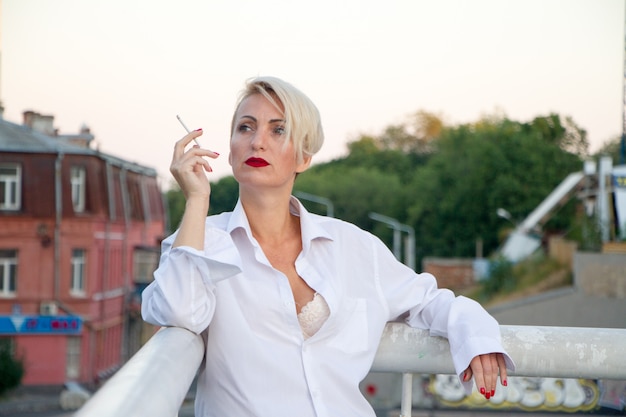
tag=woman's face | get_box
[229,93,310,190]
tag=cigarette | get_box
[176,115,200,146]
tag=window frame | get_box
[0,250,18,298]
[70,248,86,296]
[0,164,22,211]
[70,166,86,213]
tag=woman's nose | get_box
[250,130,267,150]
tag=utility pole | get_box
[622,3,626,164]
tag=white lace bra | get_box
[297,293,330,339]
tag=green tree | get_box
[405,114,583,260]
[164,184,186,233]
[164,176,239,233]
[0,339,23,397]
[295,165,404,237]
[594,136,624,164]
[208,176,239,215]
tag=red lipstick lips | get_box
[245,157,269,167]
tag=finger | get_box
[170,155,213,187]
[480,354,495,399]
[172,147,216,173]
[497,353,508,386]
[462,367,473,383]
[469,356,486,398]
[192,156,213,173]
[173,129,204,159]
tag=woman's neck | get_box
[240,189,299,245]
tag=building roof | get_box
[0,117,157,177]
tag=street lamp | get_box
[496,207,513,223]
[367,211,416,417]
[294,191,334,217]
[368,212,415,270]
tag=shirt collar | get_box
[226,196,334,249]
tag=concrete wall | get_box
[574,252,626,298]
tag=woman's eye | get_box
[238,124,252,132]
[274,126,286,135]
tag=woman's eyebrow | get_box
[239,115,257,122]
[238,115,285,124]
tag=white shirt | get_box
[142,197,514,417]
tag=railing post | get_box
[399,372,413,417]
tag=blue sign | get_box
[0,315,82,335]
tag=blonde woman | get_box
[142,76,514,417]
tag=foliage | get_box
[164,185,186,234]
[164,176,239,233]
[567,211,603,252]
[375,110,444,154]
[404,114,583,260]
[295,165,403,235]
[594,136,625,165]
[208,176,239,215]
[471,255,572,304]
[0,339,23,397]
[481,258,515,299]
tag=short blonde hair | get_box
[231,76,324,163]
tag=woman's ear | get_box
[296,155,312,174]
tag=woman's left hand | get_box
[462,353,508,399]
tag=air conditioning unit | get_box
[40,301,58,316]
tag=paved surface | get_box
[0,391,63,416]
[488,287,626,328]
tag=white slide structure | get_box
[501,171,585,262]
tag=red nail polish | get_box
[486,392,491,399]
[503,380,508,387]
[214,152,220,156]
[462,372,467,381]
[491,389,495,396]
[194,128,202,131]
[480,387,486,395]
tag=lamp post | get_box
[294,191,334,217]
[368,212,416,417]
[368,212,415,270]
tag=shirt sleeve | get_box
[372,235,515,390]
[141,226,242,334]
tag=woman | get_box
[141,76,514,417]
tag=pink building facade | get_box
[0,111,165,387]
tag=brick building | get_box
[0,110,165,387]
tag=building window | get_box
[70,166,86,213]
[70,249,86,296]
[0,164,21,211]
[0,250,17,297]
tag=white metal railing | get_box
[75,323,626,417]
[75,326,204,417]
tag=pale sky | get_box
[2,0,624,186]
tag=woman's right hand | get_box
[169,128,220,200]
